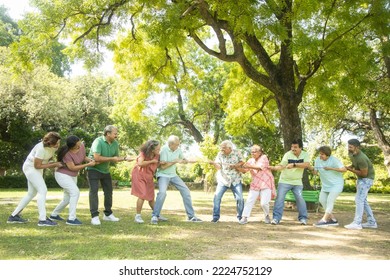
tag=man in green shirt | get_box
[87,125,133,225]
[344,139,377,230]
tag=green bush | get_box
[0,173,89,189]
[0,175,27,188]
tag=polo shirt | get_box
[278,150,310,185]
[87,136,119,174]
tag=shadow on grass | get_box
[0,189,389,260]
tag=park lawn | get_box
[0,188,389,260]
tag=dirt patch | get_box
[190,209,390,260]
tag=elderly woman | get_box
[131,140,161,224]
[239,145,276,224]
[309,146,346,227]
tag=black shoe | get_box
[7,215,28,224]
[50,215,65,221]
[211,218,219,223]
[38,218,58,227]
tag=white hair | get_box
[220,140,234,149]
[167,135,180,145]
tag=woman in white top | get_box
[7,132,63,226]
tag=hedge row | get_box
[0,175,89,189]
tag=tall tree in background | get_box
[21,0,383,151]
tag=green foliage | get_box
[0,5,19,46]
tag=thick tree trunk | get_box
[276,94,304,151]
[370,109,390,177]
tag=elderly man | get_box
[87,125,133,226]
[211,140,245,223]
[151,135,202,224]
[269,139,310,225]
[344,139,377,230]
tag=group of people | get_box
[6,125,378,230]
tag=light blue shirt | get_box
[156,144,184,178]
[314,155,344,192]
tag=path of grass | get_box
[0,188,389,260]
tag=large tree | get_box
[22,0,383,150]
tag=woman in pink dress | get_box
[131,140,161,223]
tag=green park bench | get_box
[117,181,131,187]
[284,189,320,213]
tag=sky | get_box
[0,0,31,19]
[0,0,114,76]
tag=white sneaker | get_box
[344,222,362,230]
[264,215,271,224]
[151,216,158,225]
[158,215,168,221]
[238,217,248,225]
[103,214,120,222]
[135,214,144,224]
[362,222,378,229]
[91,216,101,225]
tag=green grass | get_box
[1,188,389,260]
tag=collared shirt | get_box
[279,150,310,185]
[247,155,275,193]
[156,144,184,178]
[215,149,243,186]
[87,136,119,174]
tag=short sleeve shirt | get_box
[314,155,344,192]
[24,142,56,168]
[349,151,375,180]
[215,149,244,186]
[278,150,310,185]
[156,145,185,178]
[56,143,87,177]
[87,136,119,174]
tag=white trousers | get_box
[12,163,47,221]
[52,172,80,220]
[242,188,272,219]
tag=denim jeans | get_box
[152,176,195,219]
[87,169,113,218]
[212,182,244,220]
[272,183,308,222]
[353,178,376,225]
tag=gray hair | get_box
[167,135,180,145]
[220,140,234,149]
[103,125,117,136]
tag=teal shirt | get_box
[156,144,184,178]
[314,155,344,192]
[349,150,375,180]
[279,150,310,185]
[87,136,119,174]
